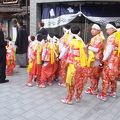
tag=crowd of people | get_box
[0,20,120,105]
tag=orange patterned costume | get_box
[38,41,58,87]
[6,42,16,76]
[26,40,43,86]
[100,32,119,97]
[86,33,104,94]
[59,34,70,86]
[119,59,120,79]
[61,37,87,103]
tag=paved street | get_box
[0,67,120,120]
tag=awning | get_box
[81,4,120,26]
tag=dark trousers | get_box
[0,48,6,82]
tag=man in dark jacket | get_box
[15,20,28,67]
[37,22,48,36]
[0,21,9,84]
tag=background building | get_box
[0,0,29,40]
[30,0,120,43]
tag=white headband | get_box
[117,28,120,32]
[92,24,101,30]
[106,24,117,30]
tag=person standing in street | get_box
[61,26,87,104]
[37,21,48,36]
[85,24,104,95]
[58,25,71,87]
[0,21,9,84]
[15,20,28,68]
[97,23,120,101]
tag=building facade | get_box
[30,0,120,42]
[0,0,29,39]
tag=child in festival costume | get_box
[61,26,88,105]
[6,37,16,76]
[26,34,44,87]
[97,23,120,101]
[116,28,120,80]
[52,35,61,81]
[58,25,71,87]
[37,33,59,88]
[27,35,35,63]
[85,24,104,95]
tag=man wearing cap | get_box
[85,24,104,95]
[97,22,119,101]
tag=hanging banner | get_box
[42,4,81,28]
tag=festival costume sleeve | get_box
[87,34,104,67]
[88,46,99,53]
[103,45,114,61]
[59,47,68,59]
[42,48,46,60]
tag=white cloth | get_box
[43,62,48,66]
[94,60,101,66]
[88,46,99,53]
[59,43,64,51]
[109,63,113,69]
[106,24,117,30]
[42,48,46,60]
[103,45,114,61]
[59,47,68,59]
[92,24,101,30]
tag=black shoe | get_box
[20,66,27,68]
[34,77,37,82]
[0,80,9,84]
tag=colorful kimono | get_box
[101,32,120,97]
[59,33,70,86]
[63,37,87,101]
[119,60,120,79]
[6,41,16,76]
[26,40,42,85]
[38,41,59,87]
[87,34,104,93]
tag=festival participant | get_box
[116,28,120,80]
[26,34,44,87]
[58,25,71,87]
[37,33,59,88]
[85,24,104,95]
[97,23,120,101]
[61,26,87,104]
[6,37,16,76]
[52,35,61,81]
